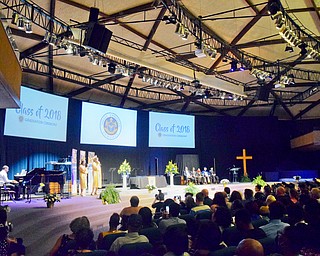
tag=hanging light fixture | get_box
[230,60,238,72]
[17,17,24,30]
[285,44,294,53]
[11,12,19,25]
[24,21,32,33]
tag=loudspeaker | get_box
[83,22,113,53]
[255,86,270,101]
[89,7,99,23]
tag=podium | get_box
[229,167,240,183]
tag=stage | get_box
[6,182,273,256]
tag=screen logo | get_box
[100,112,122,140]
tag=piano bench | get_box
[0,188,16,202]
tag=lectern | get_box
[229,167,240,183]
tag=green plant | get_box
[146,184,157,191]
[165,160,179,174]
[44,193,60,204]
[252,175,266,187]
[100,185,121,204]
[118,159,131,175]
[240,175,251,182]
[185,182,200,196]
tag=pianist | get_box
[0,165,19,200]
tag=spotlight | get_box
[108,63,116,74]
[204,89,210,99]
[24,21,32,34]
[180,82,185,91]
[65,44,73,54]
[268,0,281,15]
[220,92,226,100]
[162,14,177,24]
[239,65,245,71]
[181,29,189,40]
[49,34,57,46]
[285,44,294,53]
[11,12,19,25]
[17,17,24,30]
[230,60,238,72]
[43,31,51,43]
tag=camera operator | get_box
[152,190,165,219]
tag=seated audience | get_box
[224,187,231,200]
[0,207,25,256]
[201,189,213,207]
[163,226,189,256]
[158,202,186,234]
[231,199,244,216]
[151,191,165,219]
[190,192,211,217]
[180,195,196,215]
[289,188,299,204]
[50,216,91,256]
[275,186,291,208]
[212,206,233,232]
[235,238,264,256]
[110,214,149,253]
[211,192,228,211]
[243,189,254,205]
[229,190,242,204]
[138,207,157,229]
[119,196,142,230]
[244,201,261,222]
[191,221,225,254]
[67,228,95,255]
[310,187,320,203]
[259,201,289,240]
[97,213,123,249]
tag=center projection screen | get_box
[80,102,137,147]
[149,111,195,148]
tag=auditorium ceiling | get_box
[1,0,320,120]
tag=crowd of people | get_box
[46,179,320,256]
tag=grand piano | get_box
[14,168,65,197]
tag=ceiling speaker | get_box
[83,22,113,53]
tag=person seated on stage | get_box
[190,192,212,217]
[202,167,210,184]
[110,214,149,253]
[158,202,186,234]
[152,190,165,219]
[235,238,264,256]
[0,207,25,256]
[184,166,195,185]
[209,167,219,184]
[119,196,142,230]
[0,165,20,200]
[139,207,158,229]
[49,216,92,256]
[201,189,213,207]
[97,213,123,249]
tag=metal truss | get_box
[0,0,69,34]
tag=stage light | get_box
[230,60,238,72]
[65,44,74,54]
[11,12,19,25]
[17,17,24,30]
[163,14,177,24]
[299,43,308,55]
[25,21,32,33]
[204,89,210,99]
[239,65,245,71]
[268,0,281,15]
[285,44,293,53]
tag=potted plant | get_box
[220,179,230,187]
[118,159,131,189]
[252,175,266,187]
[146,184,157,193]
[185,182,200,196]
[44,193,60,208]
[165,160,179,186]
[100,185,121,205]
[240,175,251,182]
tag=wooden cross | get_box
[236,149,252,177]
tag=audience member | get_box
[119,195,142,230]
[224,186,231,200]
[289,188,299,204]
[259,201,289,240]
[67,228,95,254]
[138,207,157,229]
[235,238,264,256]
[243,189,254,205]
[310,187,320,203]
[211,192,228,211]
[275,186,291,208]
[163,226,189,256]
[212,206,233,232]
[231,199,244,216]
[229,190,242,203]
[201,189,213,207]
[97,213,122,248]
[151,191,165,219]
[158,202,186,234]
[50,216,91,256]
[190,192,212,217]
[110,214,149,253]
[180,195,196,215]
[244,201,261,221]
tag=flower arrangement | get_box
[220,179,230,187]
[118,159,131,176]
[252,175,266,187]
[44,193,60,204]
[165,160,179,175]
[293,175,301,181]
[146,184,157,192]
[100,185,121,205]
[185,182,200,196]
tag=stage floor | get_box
[6,182,272,256]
